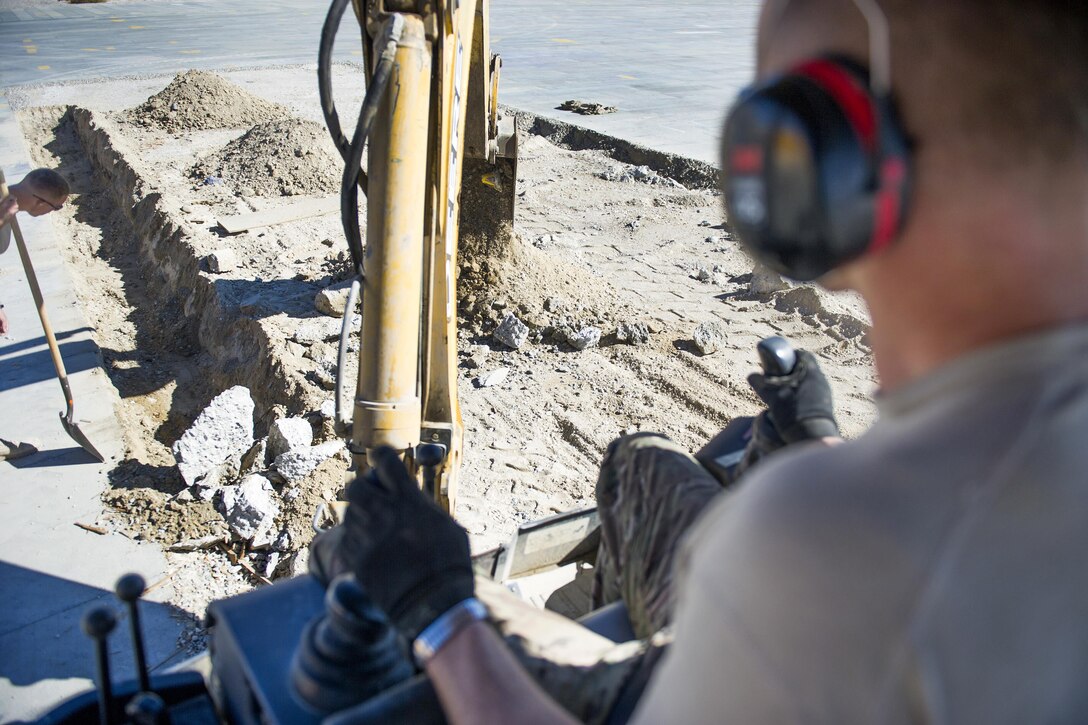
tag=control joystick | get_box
[81,605,118,725]
[415,443,446,498]
[290,574,414,713]
[115,573,152,694]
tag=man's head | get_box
[11,168,69,217]
[745,0,1088,387]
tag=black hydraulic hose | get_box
[318,0,353,162]
[341,16,402,278]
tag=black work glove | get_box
[747,349,840,444]
[310,447,474,642]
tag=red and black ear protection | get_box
[721,56,912,281]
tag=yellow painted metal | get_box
[353,14,432,468]
[418,0,481,512]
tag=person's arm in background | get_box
[0,195,14,335]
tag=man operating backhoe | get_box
[313,0,1088,721]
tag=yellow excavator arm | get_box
[322,0,516,514]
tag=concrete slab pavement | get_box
[0,0,760,163]
[0,103,186,721]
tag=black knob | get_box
[416,444,446,498]
[416,443,445,468]
[125,692,168,725]
[757,336,797,376]
[81,606,117,639]
[115,573,152,693]
[115,573,146,603]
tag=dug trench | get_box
[13,68,879,647]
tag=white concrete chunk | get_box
[493,312,530,349]
[172,386,255,487]
[220,474,280,542]
[274,440,344,482]
[268,417,313,459]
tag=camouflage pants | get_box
[478,433,726,723]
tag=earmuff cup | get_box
[721,56,912,282]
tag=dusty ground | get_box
[11,67,878,645]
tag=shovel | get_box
[1,169,105,462]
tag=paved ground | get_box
[1,0,760,163]
[0,1,760,719]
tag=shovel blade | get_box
[60,412,106,463]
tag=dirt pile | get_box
[193,118,343,196]
[127,70,290,132]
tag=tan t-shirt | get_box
[634,323,1088,724]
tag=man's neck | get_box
[856,190,1088,392]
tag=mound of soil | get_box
[193,118,343,197]
[127,70,290,132]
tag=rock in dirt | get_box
[268,417,313,459]
[599,165,683,189]
[566,326,602,351]
[475,368,510,388]
[315,280,356,317]
[273,440,344,482]
[616,321,651,345]
[544,296,567,313]
[293,316,343,345]
[172,386,255,487]
[127,70,290,133]
[220,475,280,543]
[693,321,727,355]
[193,118,343,197]
[285,548,310,578]
[750,261,791,294]
[207,248,238,273]
[493,312,530,349]
[558,99,617,115]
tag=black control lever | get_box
[115,573,152,695]
[756,335,797,377]
[124,691,168,725]
[81,605,117,725]
[290,574,414,714]
[415,443,446,499]
[695,335,798,484]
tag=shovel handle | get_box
[0,169,76,412]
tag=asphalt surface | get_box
[0,0,760,719]
[1,0,760,162]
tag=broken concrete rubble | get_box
[172,386,255,487]
[273,440,344,482]
[493,312,530,349]
[219,474,280,543]
[315,280,356,317]
[268,417,314,459]
[292,316,343,345]
[566,325,602,351]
